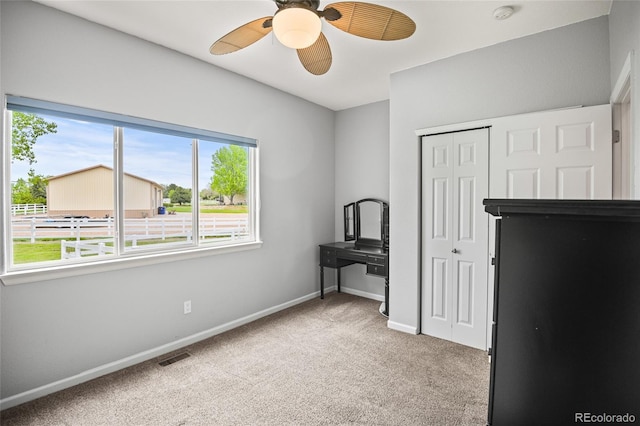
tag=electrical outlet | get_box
[184,300,192,314]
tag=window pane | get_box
[10,113,115,266]
[122,128,193,252]
[5,99,258,275]
[198,141,251,244]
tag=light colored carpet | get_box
[1,293,490,425]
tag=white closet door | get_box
[485,104,612,348]
[490,104,612,199]
[421,128,489,350]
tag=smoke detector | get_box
[493,6,514,20]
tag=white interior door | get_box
[490,105,612,199]
[486,104,612,348]
[421,128,489,350]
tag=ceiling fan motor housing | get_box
[275,0,321,11]
[274,0,341,21]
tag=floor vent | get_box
[159,352,191,367]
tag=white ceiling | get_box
[35,0,612,111]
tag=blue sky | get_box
[11,114,228,190]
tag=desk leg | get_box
[337,268,341,293]
[384,277,389,316]
[320,266,324,299]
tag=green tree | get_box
[163,183,179,199]
[11,112,57,204]
[12,112,57,165]
[170,186,192,205]
[210,145,247,205]
[199,188,215,201]
[11,179,32,204]
[27,171,48,204]
[10,172,49,204]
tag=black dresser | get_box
[485,199,640,425]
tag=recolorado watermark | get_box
[576,413,636,423]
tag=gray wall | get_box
[388,16,612,332]
[609,1,640,197]
[0,1,335,404]
[609,1,640,91]
[333,100,389,299]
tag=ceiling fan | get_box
[209,0,416,75]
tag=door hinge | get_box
[613,129,621,143]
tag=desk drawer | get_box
[320,247,336,267]
[321,248,337,258]
[321,255,337,267]
[367,255,386,264]
[366,263,387,277]
[339,251,368,262]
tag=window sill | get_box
[0,241,263,286]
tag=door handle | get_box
[452,248,459,254]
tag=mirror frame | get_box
[343,202,356,241]
[353,198,389,250]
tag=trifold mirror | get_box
[343,198,389,250]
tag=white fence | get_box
[60,220,248,259]
[12,216,248,252]
[12,217,115,243]
[61,239,115,259]
[11,204,47,216]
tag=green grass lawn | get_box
[13,240,62,264]
[12,236,227,264]
[168,205,248,214]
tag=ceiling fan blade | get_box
[297,32,332,75]
[210,17,273,55]
[323,2,416,41]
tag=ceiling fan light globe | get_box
[273,7,321,49]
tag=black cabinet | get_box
[485,200,640,425]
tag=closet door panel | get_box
[490,104,612,200]
[422,128,489,350]
[487,103,611,348]
[422,133,454,340]
[451,129,489,349]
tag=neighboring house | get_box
[47,165,164,218]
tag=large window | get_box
[3,96,259,274]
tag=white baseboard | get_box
[387,320,419,335]
[0,292,320,411]
[339,286,384,302]
[322,284,336,294]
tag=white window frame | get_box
[0,96,262,285]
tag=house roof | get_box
[48,164,163,189]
